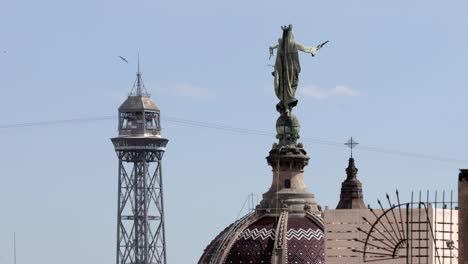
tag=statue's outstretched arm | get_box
[297,40,329,57]
[269,44,278,59]
[296,43,318,57]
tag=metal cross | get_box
[345,137,359,158]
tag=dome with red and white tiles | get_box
[199,213,324,264]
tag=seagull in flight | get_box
[118,56,128,63]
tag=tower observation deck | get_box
[111,67,169,264]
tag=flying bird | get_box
[118,56,128,63]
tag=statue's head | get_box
[278,24,296,52]
[281,24,295,43]
[281,24,293,32]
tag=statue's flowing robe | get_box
[274,33,317,112]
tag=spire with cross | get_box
[336,137,366,209]
[344,137,359,158]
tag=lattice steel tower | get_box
[111,66,169,264]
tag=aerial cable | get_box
[0,115,466,164]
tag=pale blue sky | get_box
[1,0,468,263]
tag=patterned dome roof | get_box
[199,212,324,264]
[199,143,324,264]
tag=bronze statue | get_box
[269,25,328,116]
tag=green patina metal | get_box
[269,24,328,147]
[276,114,300,147]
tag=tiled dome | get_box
[199,212,324,264]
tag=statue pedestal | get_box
[258,146,320,215]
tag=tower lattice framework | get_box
[112,68,168,264]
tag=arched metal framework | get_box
[353,191,457,264]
